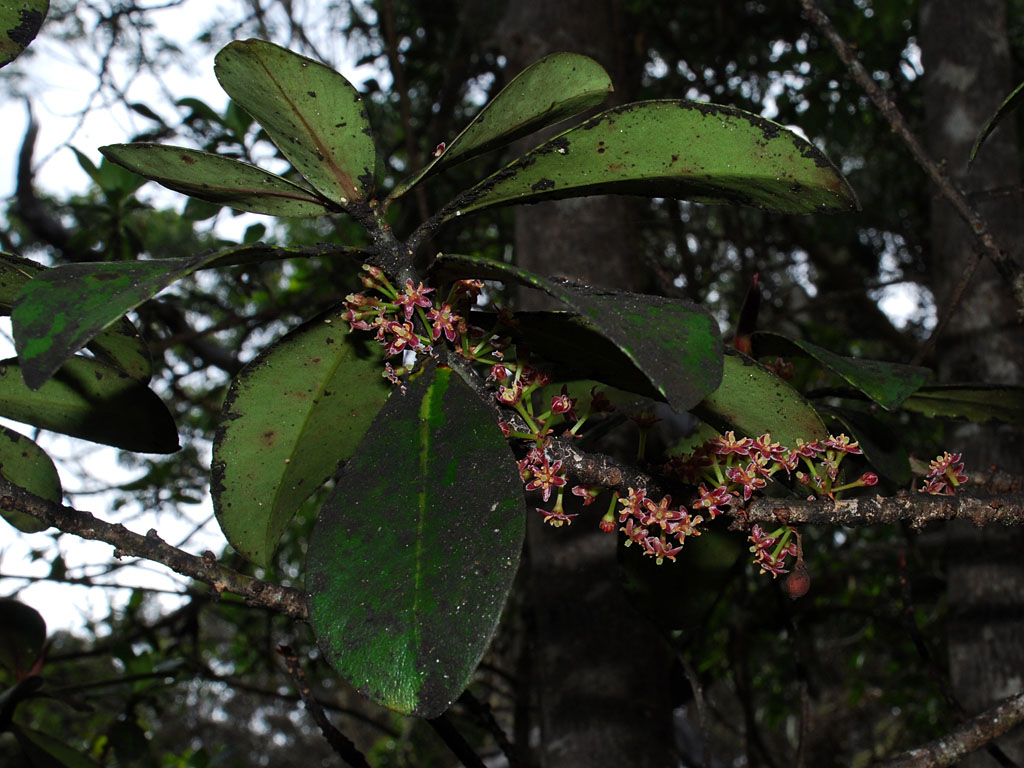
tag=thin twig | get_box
[799,0,1024,322]
[278,645,371,768]
[0,479,308,621]
[677,651,711,768]
[427,713,488,768]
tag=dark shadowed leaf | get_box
[3,252,152,385]
[12,243,347,389]
[694,349,828,446]
[753,331,931,410]
[14,725,102,768]
[212,307,392,567]
[433,254,722,413]
[440,100,858,221]
[0,0,48,68]
[0,356,179,453]
[969,79,1024,170]
[0,598,46,679]
[307,360,525,717]
[215,39,377,205]
[0,425,60,533]
[390,52,612,200]
[100,143,333,216]
[901,384,1024,424]
[818,406,911,485]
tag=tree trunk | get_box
[497,2,678,766]
[919,1,1024,764]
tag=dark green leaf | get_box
[442,100,858,221]
[212,306,392,567]
[753,331,931,410]
[0,425,60,533]
[12,243,309,389]
[901,384,1024,424]
[969,79,1024,169]
[0,599,46,680]
[390,52,612,200]
[818,406,911,485]
[0,0,48,69]
[694,349,829,446]
[215,39,376,205]
[99,144,332,217]
[307,360,525,717]
[433,254,723,413]
[0,356,179,453]
[14,725,102,768]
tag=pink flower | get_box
[726,462,767,501]
[538,507,577,527]
[571,485,599,506]
[426,302,460,342]
[642,535,683,565]
[824,434,862,455]
[523,455,566,502]
[693,483,733,519]
[640,495,684,528]
[395,279,434,319]
[710,431,752,457]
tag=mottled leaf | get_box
[0,0,48,68]
[969,79,1024,170]
[0,598,46,679]
[307,360,525,717]
[441,100,858,221]
[99,144,332,216]
[215,39,376,205]
[433,254,722,413]
[901,384,1024,424]
[12,243,325,389]
[694,349,828,446]
[390,52,612,200]
[0,356,179,453]
[213,307,392,567]
[753,331,931,410]
[0,425,60,532]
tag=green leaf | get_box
[433,254,723,412]
[390,52,613,200]
[214,39,377,205]
[901,384,1024,424]
[212,306,392,567]
[307,360,525,717]
[753,331,931,410]
[14,725,102,768]
[0,356,179,453]
[12,243,310,389]
[99,144,333,217]
[0,0,48,69]
[0,425,60,533]
[969,79,1024,170]
[441,100,858,221]
[694,349,828,446]
[0,598,46,680]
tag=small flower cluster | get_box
[612,487,705,565]
[919,452,968,495]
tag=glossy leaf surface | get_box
[215,39,376,204]
[391,52,612,200]
[12,244,309,389]
[433,254,722,413]
[99,144,332,216]
[308,361,525,717]
[0,0,48,68]
[753,331,930,410]
[694,349,828,446]
[0,356,179,453]
[0,425,60,532]
[0,599,46,680]
[443,100,858,221]
[901,384,1024,424]
[212,308,391,567]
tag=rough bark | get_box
[496,2,677,765]
[920,1,1024,763]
